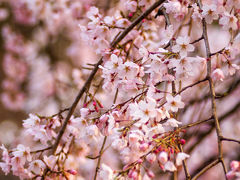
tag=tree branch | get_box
[191,159,220,180]
[93,136,107,180]
[220,137,240,144]
[196,0,227,177]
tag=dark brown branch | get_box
[177,78,208,95]
[197,0,227,177]
[30,146,52,154]
[191,159,220,180]
[190,35,204,44]
[51,57,104,154]
[210,48,225,57]
[179,145,191,180]
[180,116,213,130]
[93,136,107,180]
[183,78,240,112]
[220,137,240,144]
[186,101,240,153]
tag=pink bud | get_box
[179,139,186,145]
[137,159,143,164]
[212,68,224,81]
[128,169,138,179]
[146,153,156,164]
[152,134,159,139]
[147,170,155,178]
[128,12,133,17]
[158,151,168,164]
[66,169,77,175]
[230,161,240,171]
[139,143,149,151]
[93,100,97,107]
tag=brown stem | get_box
[30,146,52,154]
[191,159,220,180]
[180,116,213,130]
[93,136,107,180]
[220,137,240,144]
[186,101,240,153]
[196,0,227,177]
[51,57,104,154]
[179,145,191,180]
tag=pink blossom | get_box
[0,145,11,175]
[163,1,181,14]
[165,94,185,112]
[43,155,57,170]
[129,97,157,127]
[99,163,114,180]
[172,36,195,58]
[160,25,174,45]
[158,151,168,164]
[164,161,177,172]
[164,118,182,128]
[219,12,238,30]
[176,152,190,166]
[124,0,137,12]
[12,144,32,164]
[201,4,219,24]
[28,160,46,175]
[212,68,225,81]
[146,153,156,164]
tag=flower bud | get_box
[158,151,168,164]
[66,169,77,175]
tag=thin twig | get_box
[30,146,52,154]
[220,137,240,144]
[190,35,204,44]
[93,136,107,180]
[186,101,240,153]
[179,145,191,180]
[192,159,220,180]
[180,116,213,130]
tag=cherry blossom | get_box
[0,0,239,180]
[158,151,168,164]
[212,68,225,81]
[165,94,185,112]
[172,36,195,58]
[28,160,46,175]
[219,12,238,31]
[164,161,177,172]
[99,163,114,180]
[201,4,219,24]
[176,152,190,166]
[129,97,157,127]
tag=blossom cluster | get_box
[0,0,239,180]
